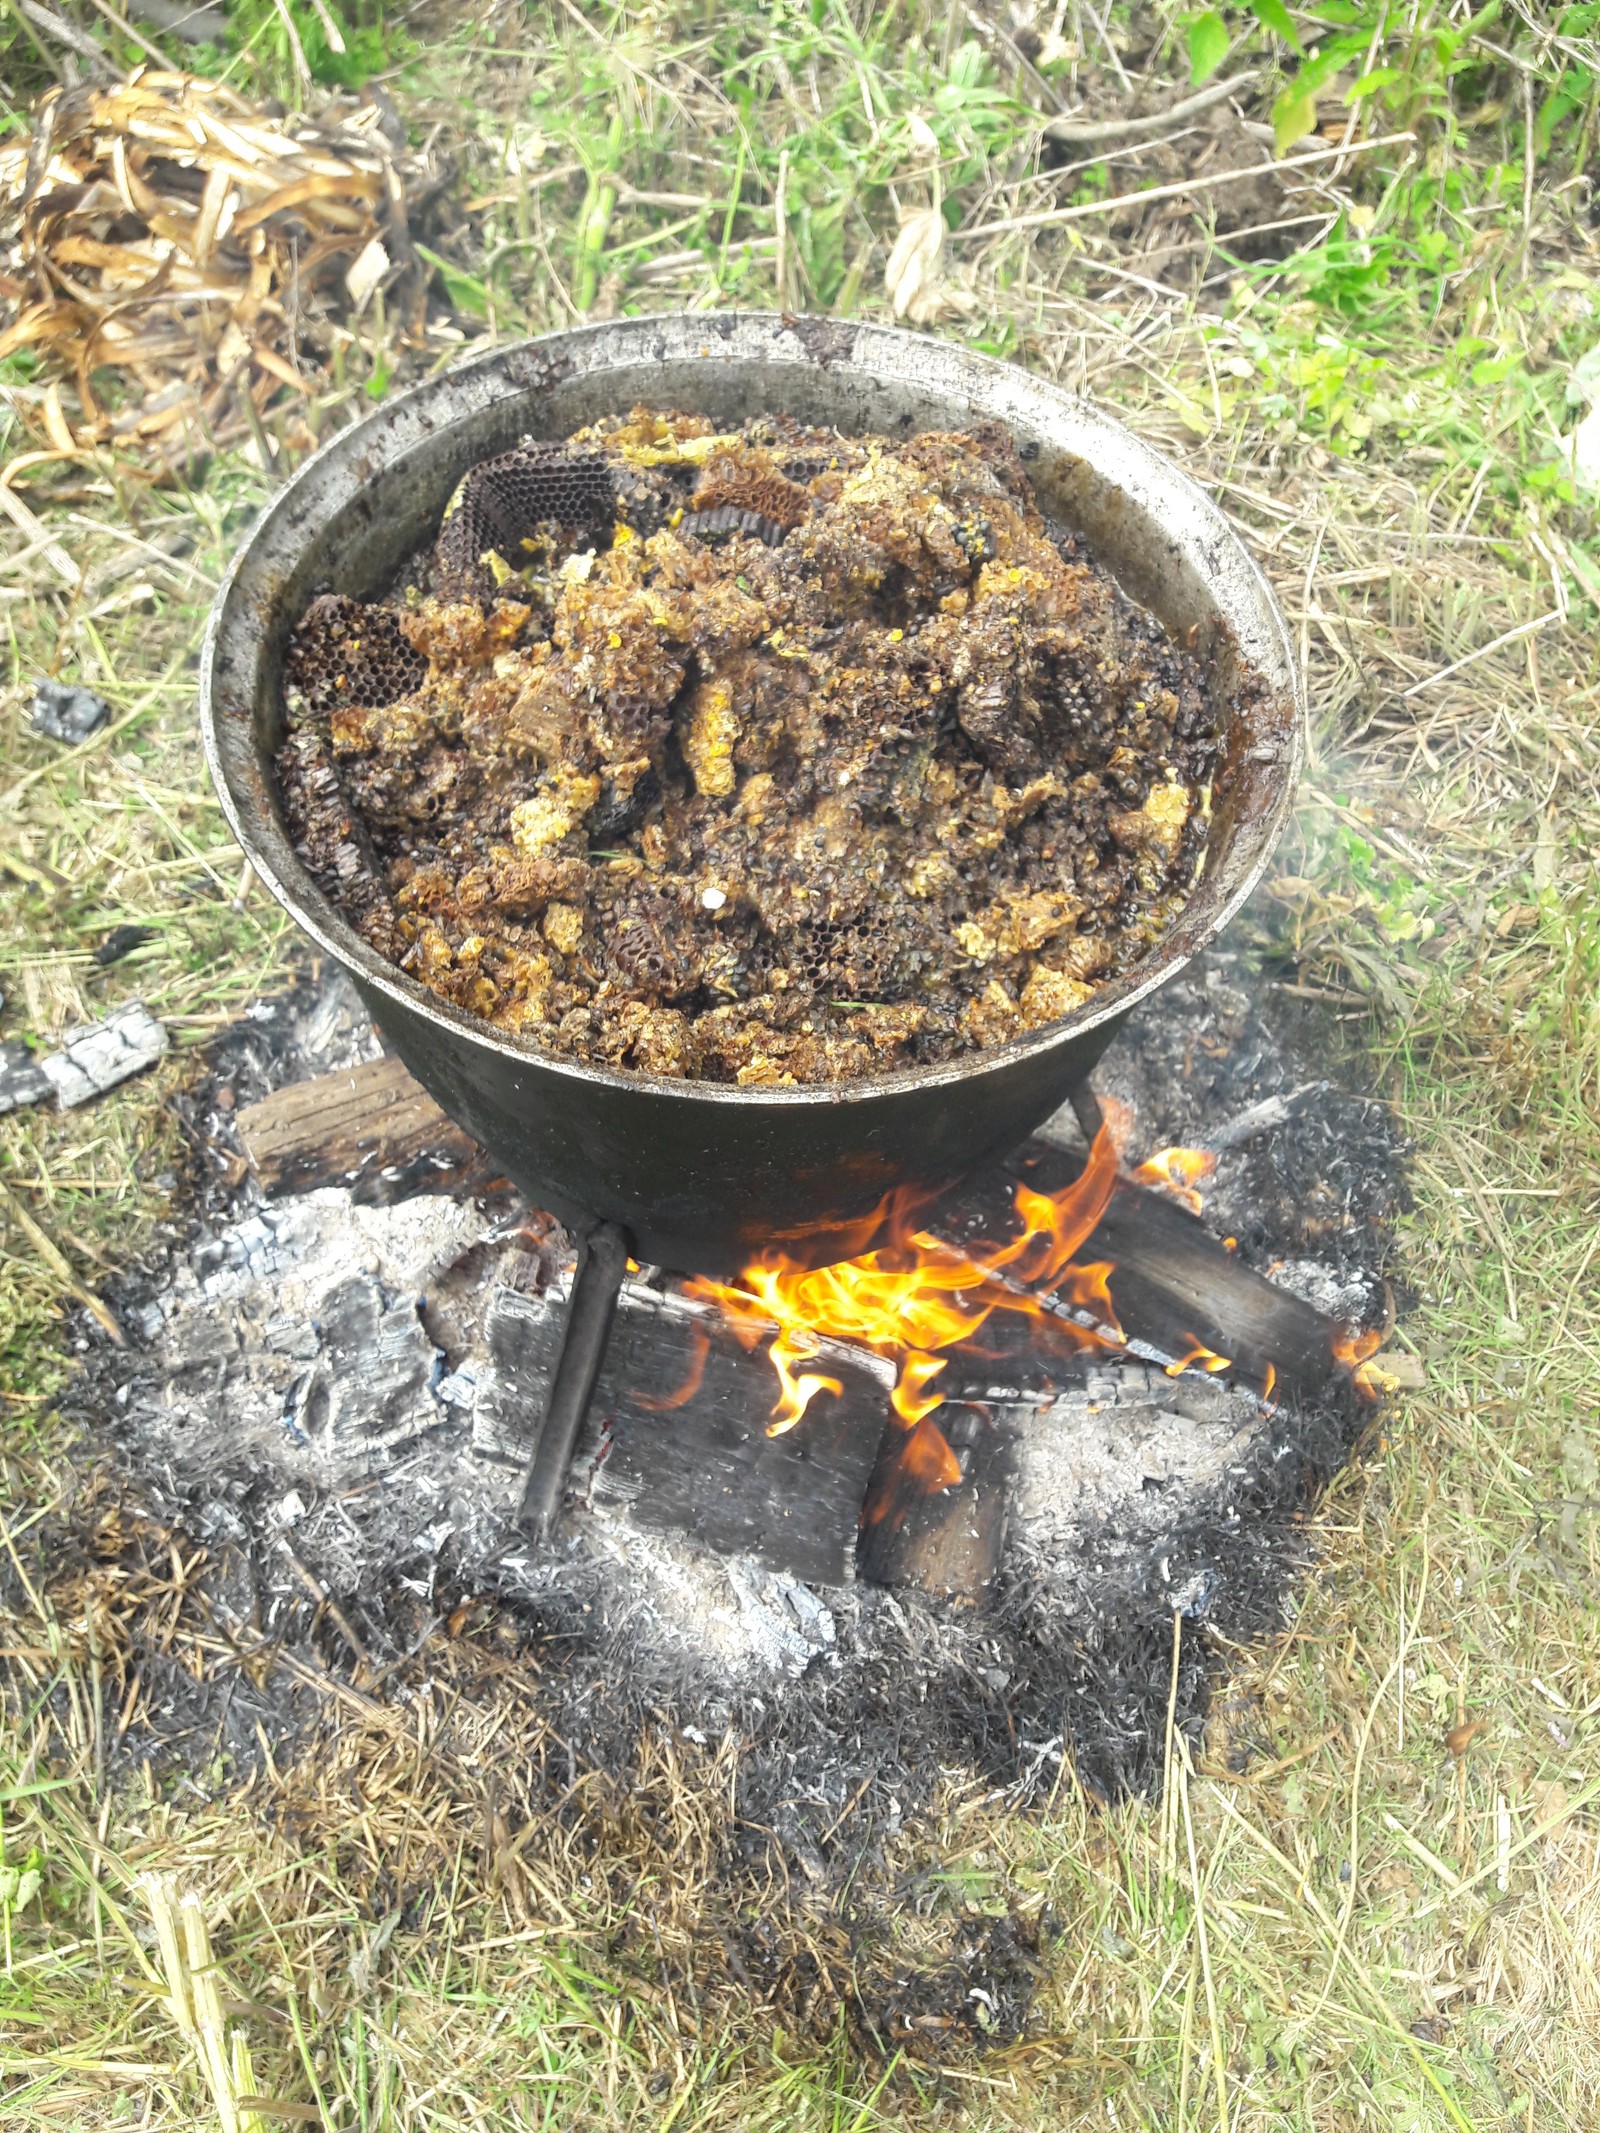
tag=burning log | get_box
[683,1127,1126,1448]
[934,1138,1344,1407]
[473,1282,892,1587]
[858,1404,1012,1598]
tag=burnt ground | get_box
[7,918,1407,2059]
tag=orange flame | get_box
[767,1332,845,1436]
[686,1126,1124,1440]
[1133,1144,1218,1216]
[636,1323,711,1412]
[1333,1323,1386,1399]
[1333,1325,1383,1368]
[866,1413,967,1525]
[1164,1334,1232,1378]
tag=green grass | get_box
[3,0,1600,2126]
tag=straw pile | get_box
[0,68,443,463]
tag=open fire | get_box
[687,1127,1120,1458]
[78,940,1407,1846]
[1332,1322,1391,1399]
[1132,1144,1219,1215]
[131,951,1400,1630]
[679,1124,1277,1516]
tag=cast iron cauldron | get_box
[200,315,1302,1279]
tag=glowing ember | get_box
[1164,1335,1232,1378]
[686,1126,1124,1447]
[1132,1144,1218,1215]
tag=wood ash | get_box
[57,943,1402,1815]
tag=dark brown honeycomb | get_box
[605,889,702,1003]
[276,727,395,954]
[275,411,1255,1085]
[679,506,788,549]
[691,446,810,531]
[432,441,618,601]
[285,594,425,718]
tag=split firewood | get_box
[935,1139,1344,1407]
[234,1053,505,1205]
[475,1281,890,1586]
[858,1404,1011,1598]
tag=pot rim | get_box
[200,311,1303,1110]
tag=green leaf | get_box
[414,243,490,321]
[1559,536,1600,610]
[0,1775,75,1803]
[1187,10,1230,86]
[1249,0,1302,49]
[1272,87,1320,154]
[1345,66,1401,102]
[1295,32,1373,95]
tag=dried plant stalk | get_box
[139,1871,267,2133]
[0,68,442,465]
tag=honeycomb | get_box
[275,407,1255,1085]
[679,506,789,549]
[690,445,810,531]
[285,593,426,715]
[431,440,618,602]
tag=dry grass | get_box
[0,69,447,467]
[4,2,1600,2126]
[0,457,295,1390]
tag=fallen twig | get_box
[1044,72,1257,146]
[15,0,108,68]
[0,482,81,588]
[950,130,1417,242]
[1400,610,1561,697]
[80,0,168,68]
[963,4,1068,115]
[279,1539,373,1676]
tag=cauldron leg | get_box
[516,1220,631,1541]
[1065,1077,1106,1149]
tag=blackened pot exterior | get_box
[201,315,1302,1276]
